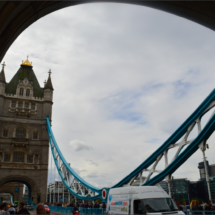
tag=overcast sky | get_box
[2,3,215,189]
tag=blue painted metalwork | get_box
[48,206,106,215]
[47,89,215,199]
[112,89,215,187]
[46,117,102,200]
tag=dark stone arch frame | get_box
[0,175,39,205]
[0,1,215,62]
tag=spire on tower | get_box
[21,55,32,67]
[0,62,6,83]
[44,69,54,90]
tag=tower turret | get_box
[43,70,54,119]
[0,62,6,95]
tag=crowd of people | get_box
[173,199,215,211]
[0,201,106,215]
[0,202,30,215]
[46,201,106,209]
[1,199,215,215]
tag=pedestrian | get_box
[72,205,79,215]
[181,202,187,211]
[8,207,15,215]
[84,202,89,208]
[0,203,10,215]
[16,202,29,214]
[102,203,106,209]
[36,204,46,214]
[203,201,207,210]
[68,202,74,207]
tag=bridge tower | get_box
[0,57,54,204]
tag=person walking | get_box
[16,202,29,214]
[203,201,207,210]
[0,203,10,215]
[36,204,46,214]
[72,205,79,215]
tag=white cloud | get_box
[70,139,93,151]
[3,2,215,188]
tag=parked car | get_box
[44,205,50,214]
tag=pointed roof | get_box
[0,62,6,83]
[44,70,54,91]
[5,64,44,97]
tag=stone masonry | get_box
[0,182,23,202]
[0,57,54,204]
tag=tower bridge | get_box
[1,59,215,204]
[0,57,54,204]
[1,1,215,205]
[47,88,215,202]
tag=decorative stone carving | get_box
[34,154,39,164]
[12,142,28,152]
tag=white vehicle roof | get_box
[109,186,170,199]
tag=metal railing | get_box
[185,211,215,215]
[33,206,106,215]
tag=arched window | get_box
[33,132,38,140]
[19,88,24,96]
[26,89,30,96]
[16,127,26,138]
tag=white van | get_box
[106,186,184,215]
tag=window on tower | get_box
[16,127,26,138]
[27,155,33,163]
[11,101,16,108]
[25,103,29,109]
[18,101,22,109]
[31,103,35,110]
[3,129,8,137]
[26,89,30,97]
[13,151,25,162]
[19,88,24,96]
[4,154,10,162]
[33,132,38,140]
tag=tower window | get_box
[33,132,38,140]
[16,127,26,138]
[19,88,24,96]
[4,154,10,162]
[3,129,8,137]
[31,103,35,110]
[18,101,22,109]
[25,103,29,109]
[26,89,30,97]
[27,155,33,163]
[11,101,16,108]
[13,151,25,162]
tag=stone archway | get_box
[0,182,23,202]
[0,175,40,205]
[0,1,215,62]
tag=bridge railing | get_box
[185,211,215,215]
[33,206,106,215]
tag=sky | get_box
[2,3,215,189]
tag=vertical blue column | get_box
[28,190,32,205]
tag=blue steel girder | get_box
[46,89,215,200]
[46,118,102,200]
